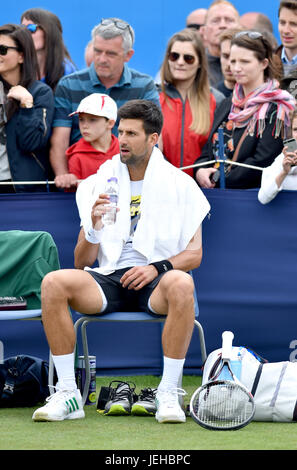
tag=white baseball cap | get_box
[69,93,117,121]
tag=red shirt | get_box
[66,135,119,180]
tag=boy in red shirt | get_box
[67,93,119,180]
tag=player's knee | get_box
[164,271,194,305]
[41,270,68,301]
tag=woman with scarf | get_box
[194,31,295,189]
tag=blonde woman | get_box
[158,29,216,177]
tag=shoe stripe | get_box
[72,397,79,411]
[66,400,72,412]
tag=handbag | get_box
[202,345,297,422]
[0,355,50,407]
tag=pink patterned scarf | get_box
[228,79,295,138]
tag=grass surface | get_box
[0,375,296,451]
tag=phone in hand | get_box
[210,170,220,183]
[283,138,297,153]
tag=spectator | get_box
[186,8,207,31]
[203,0,240,87]
[186,8,207,45]
[277,0,297,78]
[66,93,119,181]
[21,8,76,91]
[50,17,160,190]
[195,31,295,189]
[84,40,94,67]
[258,109,297,204]
[240,11,278,49]
[0,24,54,193]
[216,28,243,97]
[158,29,216,177]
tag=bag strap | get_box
[226,127,249,174]
[251,363,263,397]
[232,127,249,162]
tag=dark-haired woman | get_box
[195,31,295,189]
[21,8,76,91]
[0,24,54,192]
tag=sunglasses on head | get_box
[25,24,39,33]
[234,31,263,40]
[100,18,133,41]
[168,51,196,65]
[0,45,19,56]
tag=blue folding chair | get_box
[49,272,207,405]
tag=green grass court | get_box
[0,375,296,451]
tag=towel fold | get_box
[76,146,210,274]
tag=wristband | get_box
[85,225,103,244]
[149,259,173,275]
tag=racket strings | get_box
[193,382,254,430]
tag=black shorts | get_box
[86,267,165,315]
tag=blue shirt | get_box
[281,47,297,65]
[53,62,160,143]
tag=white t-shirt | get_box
[116,180,147,269]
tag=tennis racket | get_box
[190,330,255,430]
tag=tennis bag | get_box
[202,346,297,422]
[0,355,50,407]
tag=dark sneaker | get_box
[104,381,136,415]
[131,388,157,416]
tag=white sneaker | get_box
[155,388,186,423]
[32,388,85,422]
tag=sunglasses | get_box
[168,51,196,65]
[187,23,203,31]
[234,31,263,40]
[0,45,19,56]
[25,24,39,33]
[100,18,133,40]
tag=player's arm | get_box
[74,227,100,269]
[167,225,202,272]
[74,193,112,269]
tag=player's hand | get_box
[91,193,120,230]
[120,265,158,290]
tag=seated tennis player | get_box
[32,100,210,423]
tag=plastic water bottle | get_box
[102,177,119,225]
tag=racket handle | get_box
[221,330,234,360]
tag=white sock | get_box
[52,352,77,390]
[158,356,185,392]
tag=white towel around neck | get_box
[76,146,210,274]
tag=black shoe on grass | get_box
[104,381,136,415]
[131,388,157,416]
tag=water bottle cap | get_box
[107,177,118,183]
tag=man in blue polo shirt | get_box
[278,1,297,76]
[50,18,160,189]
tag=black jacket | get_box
[5,80,54,192]
[194,96,284,189]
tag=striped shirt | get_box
[53,62,160,144]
